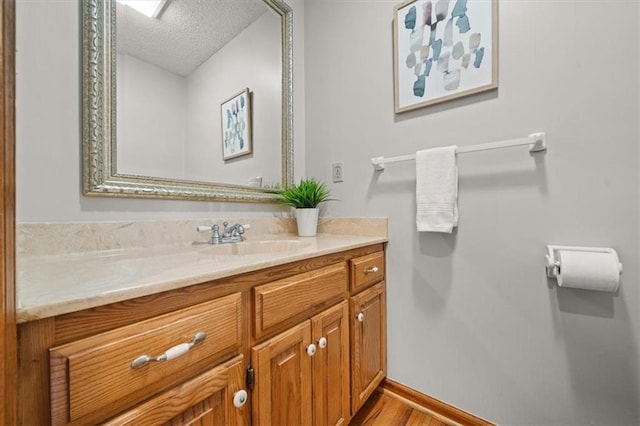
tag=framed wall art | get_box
[393,0,498,113]
[221,88,252,160]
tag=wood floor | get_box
[350,390,458,426]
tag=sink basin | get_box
[200,239,310,256]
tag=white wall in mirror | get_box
[117,52,188,179]
[184,11,281,187]
[117,10,282,188]
[16,0,306,222]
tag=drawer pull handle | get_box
[364,266,379,274]
[131,331,207,369]
[356,312,365,322]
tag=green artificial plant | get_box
[278,178,332,208]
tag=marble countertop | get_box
[17,232,387,323]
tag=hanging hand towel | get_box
[416,146,458,233]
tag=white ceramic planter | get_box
[295,208,319,237]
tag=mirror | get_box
[82,0,293,202]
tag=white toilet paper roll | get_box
[557,250,620,292]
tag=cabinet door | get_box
[251,321,313,426]
[312,301,350,426]
[103,355,249,426]
[350,282,387,415]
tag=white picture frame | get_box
[393,0,498,113]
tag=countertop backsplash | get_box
[17,217,388,257]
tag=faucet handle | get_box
[236,223,252,235]
[211,224,221,241]
[196,224,221,244]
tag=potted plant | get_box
[278,178,332,236]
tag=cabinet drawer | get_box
[254,263,347,340]
[350,251,385,292]
[50,293,243,425]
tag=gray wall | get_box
[304,1,639,425]
[15,0,305,222]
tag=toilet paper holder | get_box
[545,245,623,279]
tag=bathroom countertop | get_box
[17,233,387,323]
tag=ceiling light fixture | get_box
[117,0,170,19]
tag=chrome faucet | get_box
[221,222,246,242]
[197,222,248,245]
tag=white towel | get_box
[416,146,459,233]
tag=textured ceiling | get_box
[116,0,269,76]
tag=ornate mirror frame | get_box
[82,0,293,202]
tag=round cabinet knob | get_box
[233,389,248,408]
[356,312,365,322]
[306,343,317,356]
[318,337,327,349]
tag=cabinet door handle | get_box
[318,337,327,349]
[306,343,317,357]
[364,266,379,274]
[356,312,365,322]
[131,331,207,369]
[233,390,248,408]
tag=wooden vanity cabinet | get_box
[48,293,245,425]
[251,302,350,426]
[349,252,387,415]
[251,263,350,426]
[312,302,351,426]
[17,243,386,426]
[250,249,387,425]
[350,282,386,414]
[251,321,313,425]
